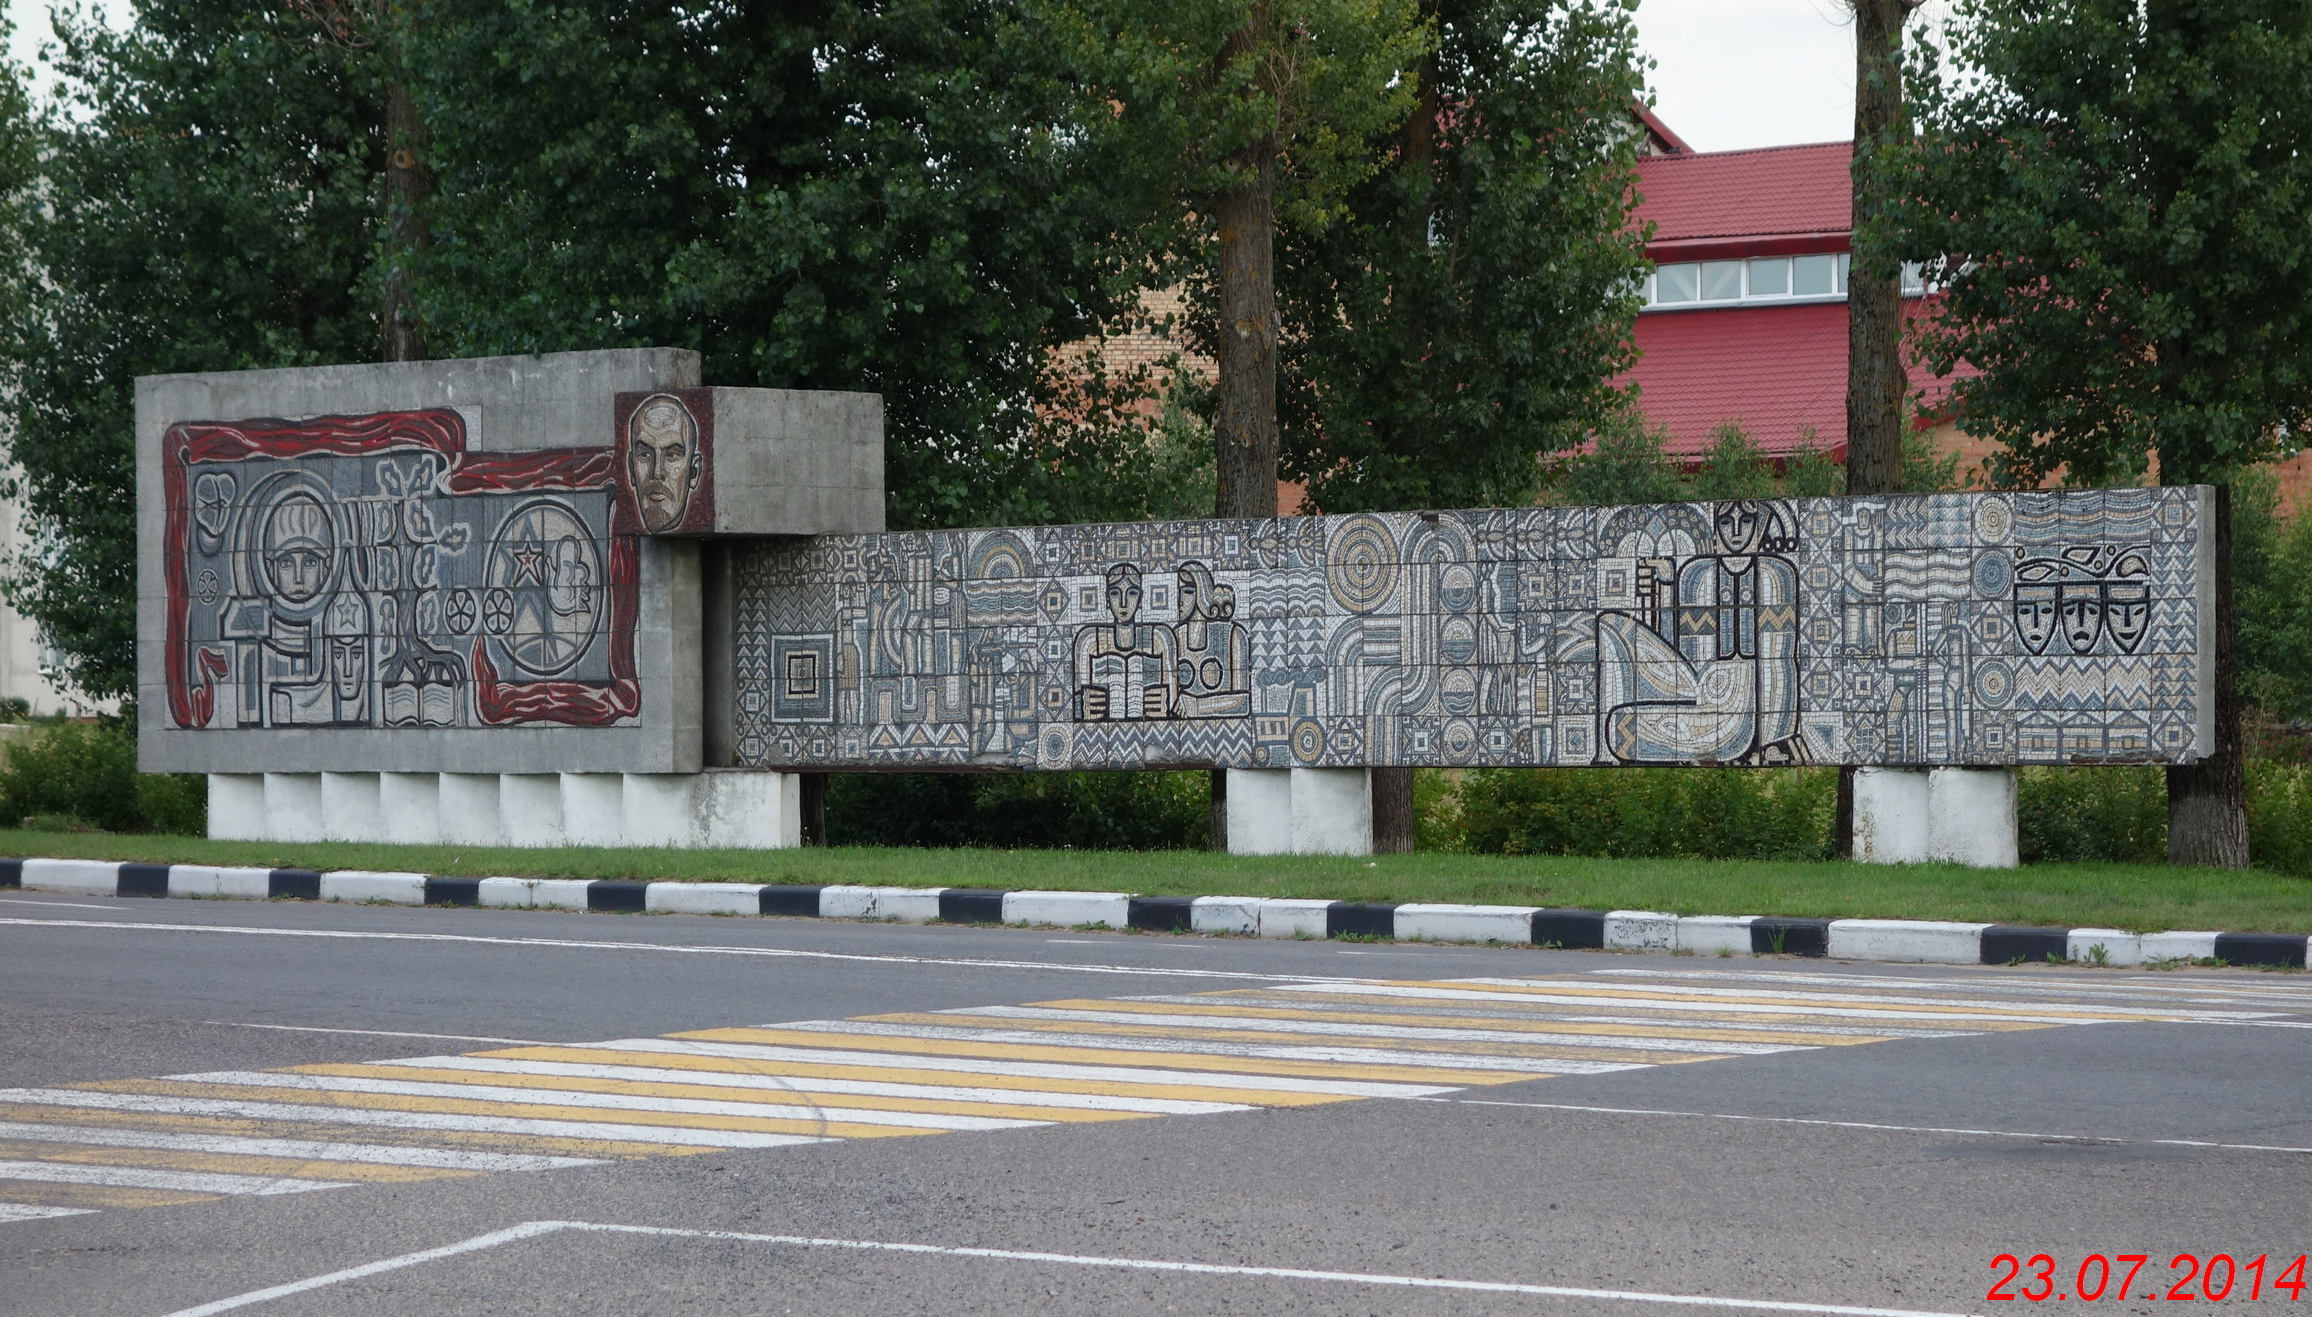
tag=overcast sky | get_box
[7,0,1893,154]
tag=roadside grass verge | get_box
[4,829,2309,933]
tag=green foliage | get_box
[2246,759,2312,878]
[826,771,1208,850]
[0,5,386,701]
[2015,766,2168,865]
[1686,422,1778,501]
[0,718,205,836]
[1448,767,1835,861]
[1780,427,1845,498]
[411,0,1184,532]
[1897,0,2312,488]
[2233,471,2312,721]
[1276,0,1650,513]
[1547,403,1685,506]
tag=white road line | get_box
[1448,977,2280,1021]
[1593,968,2312,1009]
[1161,994,1976,1039]
[1410,1096,2312,1156]
[0,1120,601,1171]
[368,1056,1254,1115]
[0,917,1359,983]
[1274,982,2170,1024]
[0,898,135,912]
[767,1019,1646,1074]
[0,1159,350,1195]
[167,1072,1048,1131]
[0,1202,98,1222]
[946,1004,1810,1054]
[591,1037,1463,1098]
[205,1022,563,1046]
[0,1088,832,1149]
[160,1219,1990,1317]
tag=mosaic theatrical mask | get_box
[730,489,2211,772]
[163,408,644,730]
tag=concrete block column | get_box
[208,774,267,840]
[1851,766,1930,864]
[320,772,383,842]
[623,774,702,847]
[379,773,442,846]
[1289,767,1372,856]
[1225,768,1294,856]
[1927,767,2019,868]
[1226,767,1373,856]
[499,774,565,848]
[560,774,627,848]
[698,771,800,849]
[263,773,324,843]
[438,773,502,846]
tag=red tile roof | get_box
[1627,301,1851,459]
[1634,142,1854,250]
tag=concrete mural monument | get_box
[138,350,2217,863]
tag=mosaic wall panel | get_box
[728,489,2213,771]
[162,408,644,730]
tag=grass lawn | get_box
[4,829,2309,934]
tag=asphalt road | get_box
[1,889,2307,1317]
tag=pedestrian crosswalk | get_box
[2,966,2301,1224]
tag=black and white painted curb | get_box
[4,855,2304,970]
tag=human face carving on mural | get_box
[626,395,699,533]
[262,493,334,604]
[1105,564,1142,625]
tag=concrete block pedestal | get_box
[1853,765,2018,869]
[208,770,804,850]
[1226,767,1373,856]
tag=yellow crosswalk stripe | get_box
[11,966,2238,1227]
[472,1046,1362,1109]
[674,1026,1547,1087]
[0,1140,474,1185]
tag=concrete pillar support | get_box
[499,774,565,848]
[320,772,382,842]
[1851,766,1930,864]
[263,772,324,843]
[1927,767,2019,869]
[698,771,800,849]
[208,774,267,841]
[1226,767,1373,856]
[437,773,502,847]
[379,773,442,846]
[560,773,627,848]
[623,774,701,847]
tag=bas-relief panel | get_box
[162,408,646,731]
[728,489,2210,772]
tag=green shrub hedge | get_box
[1444,766,1835,861]
[828,769,1208,850]
[0,718,205,835]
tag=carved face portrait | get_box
[2014,582,2058,655]
[2058,581,2103,654]
[1714,500,1763,555]
[261,493,334,604]
[2104,580,2149,653]
[1104,563,1142,625]
[549,536,596,616]
[626,394,700,533]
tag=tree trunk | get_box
[1845,0,1910,497]
[800,772,828,847]
[1370,766,1415,854]
[381,82,430,363]
[1839,0,1914,858]
[2166,484,2249,867]
[1212,154,1280,522]
[1207,145,1279,851]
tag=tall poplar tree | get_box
[1897,0,2312,867]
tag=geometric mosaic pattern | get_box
[731,488,2212,770]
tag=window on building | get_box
[1700,260,1743,301]
[1747,258,1790,296]
[1792,254,1837,296]
[1654,263,1700,303]
[1901,261,1926,295]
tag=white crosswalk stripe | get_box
[5,964,2298,1226]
